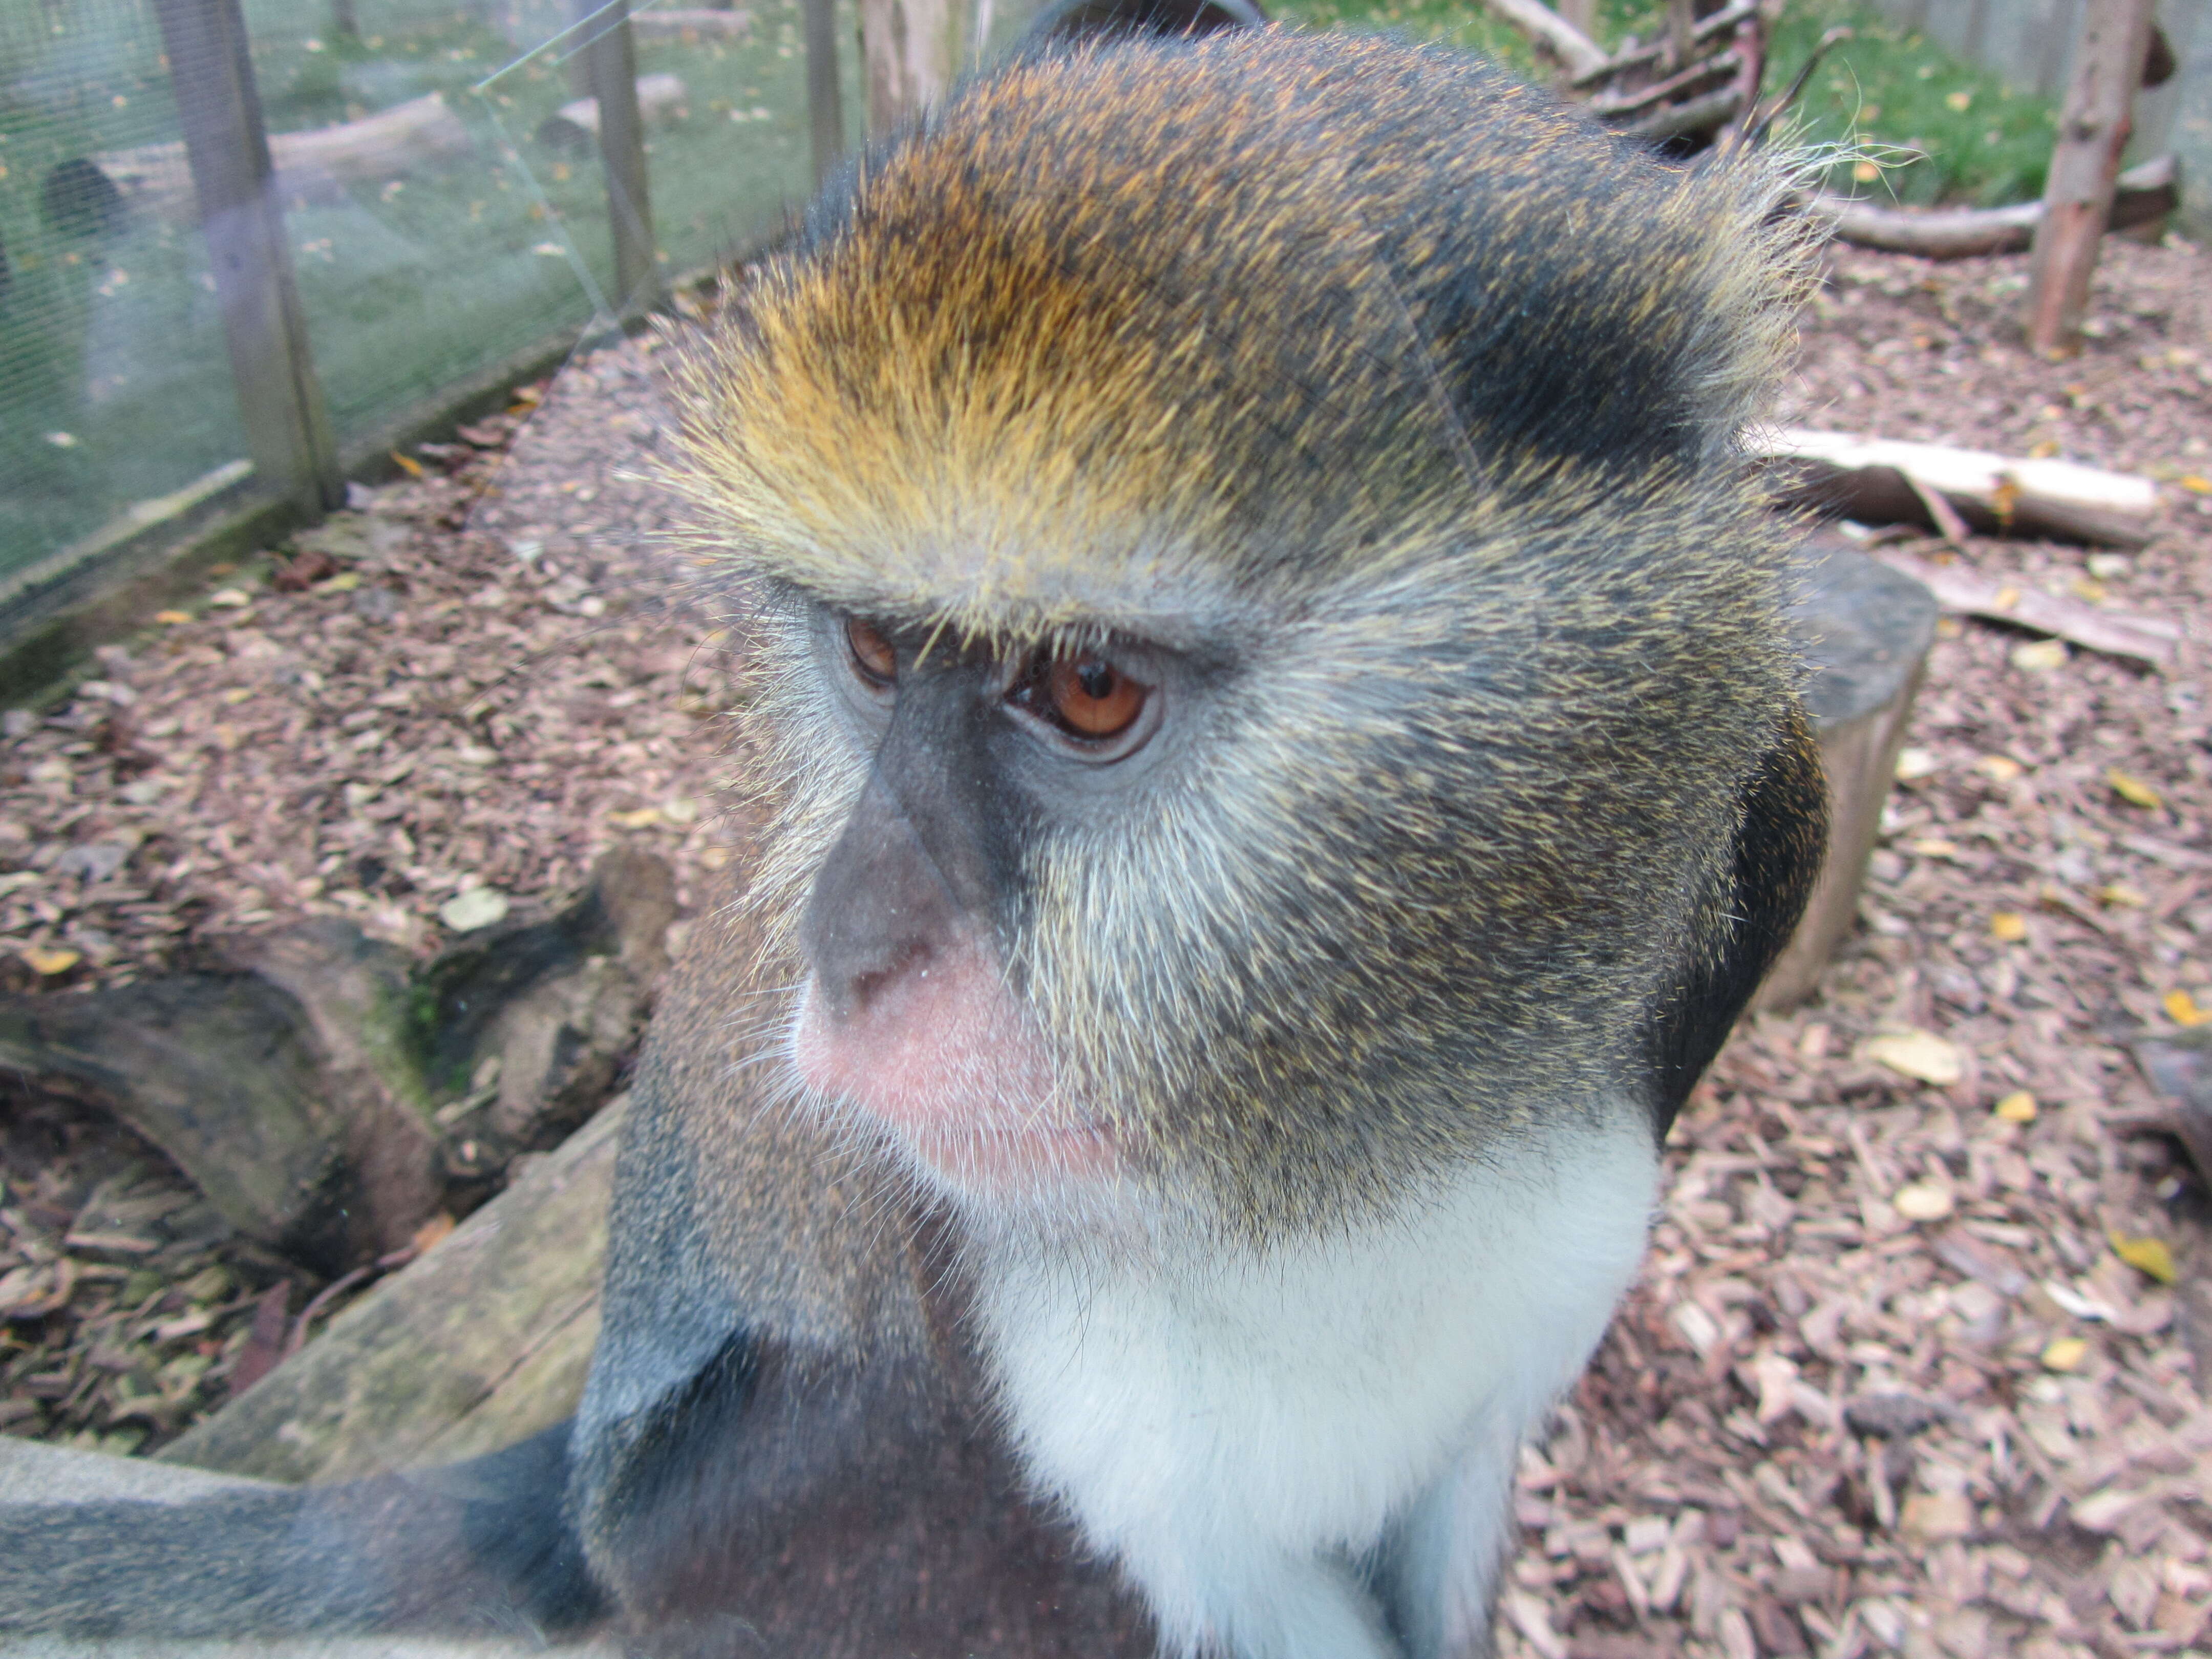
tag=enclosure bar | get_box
[805,0,847,191]
[579,0,660,316]
[149,0,344,521]
[2023,0,2158,356]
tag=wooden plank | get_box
[576,0,658,316]
[804,0,847,190]
[2023,0,2159,356]
[159,1100,623,1485]
[147,0,343,520]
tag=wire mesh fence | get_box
[0,0,898,593]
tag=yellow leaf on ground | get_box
[2011,639,2067,672]
[609,806,663,828]
[2179,475,2211,495]
[208,588,251,608]
[20,947,80,976]
[412,1213,457,1254]
[2109,1233,2177,1285]
[2165,989,2206,1027]
[1975,755,2024,782]
[389,450,425,478]
[1892,1182,1954,1221]
[2098,883,2147,908]
[1894,748,1938,781]
[1990,911,2028,942]
[1858,1029,1965,1086]
[2040,1336,2088,1372]
[154,609,192,625]
[1994,1091,2038,1123]
[2108,770,2163,810]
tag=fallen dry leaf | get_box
[1857,1029,1965,1086]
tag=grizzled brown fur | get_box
[667,26,1823,1233]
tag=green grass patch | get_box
[1266,0,2061,207]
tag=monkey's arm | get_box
[0,1423,600,1639]
[1643,706,1829,1136]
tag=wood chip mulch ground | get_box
[2,233,2210,1659]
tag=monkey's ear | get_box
[1640,708,1827,1138]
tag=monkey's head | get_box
[669,28,1816,1240]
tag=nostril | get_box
[837,941,935,1018]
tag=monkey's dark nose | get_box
[802,771,967,1020]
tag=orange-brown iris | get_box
[845,617,897,685]
[1044,654,1145,738]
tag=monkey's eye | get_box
[1008,651,1150,744]
[844,617,898,687]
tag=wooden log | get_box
[0,970,430,1270]
[1812,154,2178,260]
[627,6,753,38]
[2024,0,2160,355]
[158,1100,623,1484]
[1753,539,1938,1011]
[861,0,971,133]
[533,74,690,153]
[1752,427,2159,549]
[84,93,476,229]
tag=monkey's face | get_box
[667,31,1817,1237]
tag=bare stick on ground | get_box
[1752,428,2160,550]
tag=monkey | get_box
[0,24,1826,1659]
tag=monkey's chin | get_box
[789,960,1118,1198]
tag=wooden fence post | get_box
[149,0,344,522]
[2023,0,2159,356]
[860,0,969,136]
[805,0,847,191]
[578,0,659,316]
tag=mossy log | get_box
[158,1100,623,1484]
[0,850,670,1274]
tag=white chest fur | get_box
[972,1112,1660,1659]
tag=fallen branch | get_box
[1810,154,2177,259]
[1478,0,1609,79]
[1753,427,2160,549]
[1567,0,1756,86]
[536,73,690,152]
[1625,86,1742,141]
[1867,546,2178,667]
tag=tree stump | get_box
[1753,537,1938,1011]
